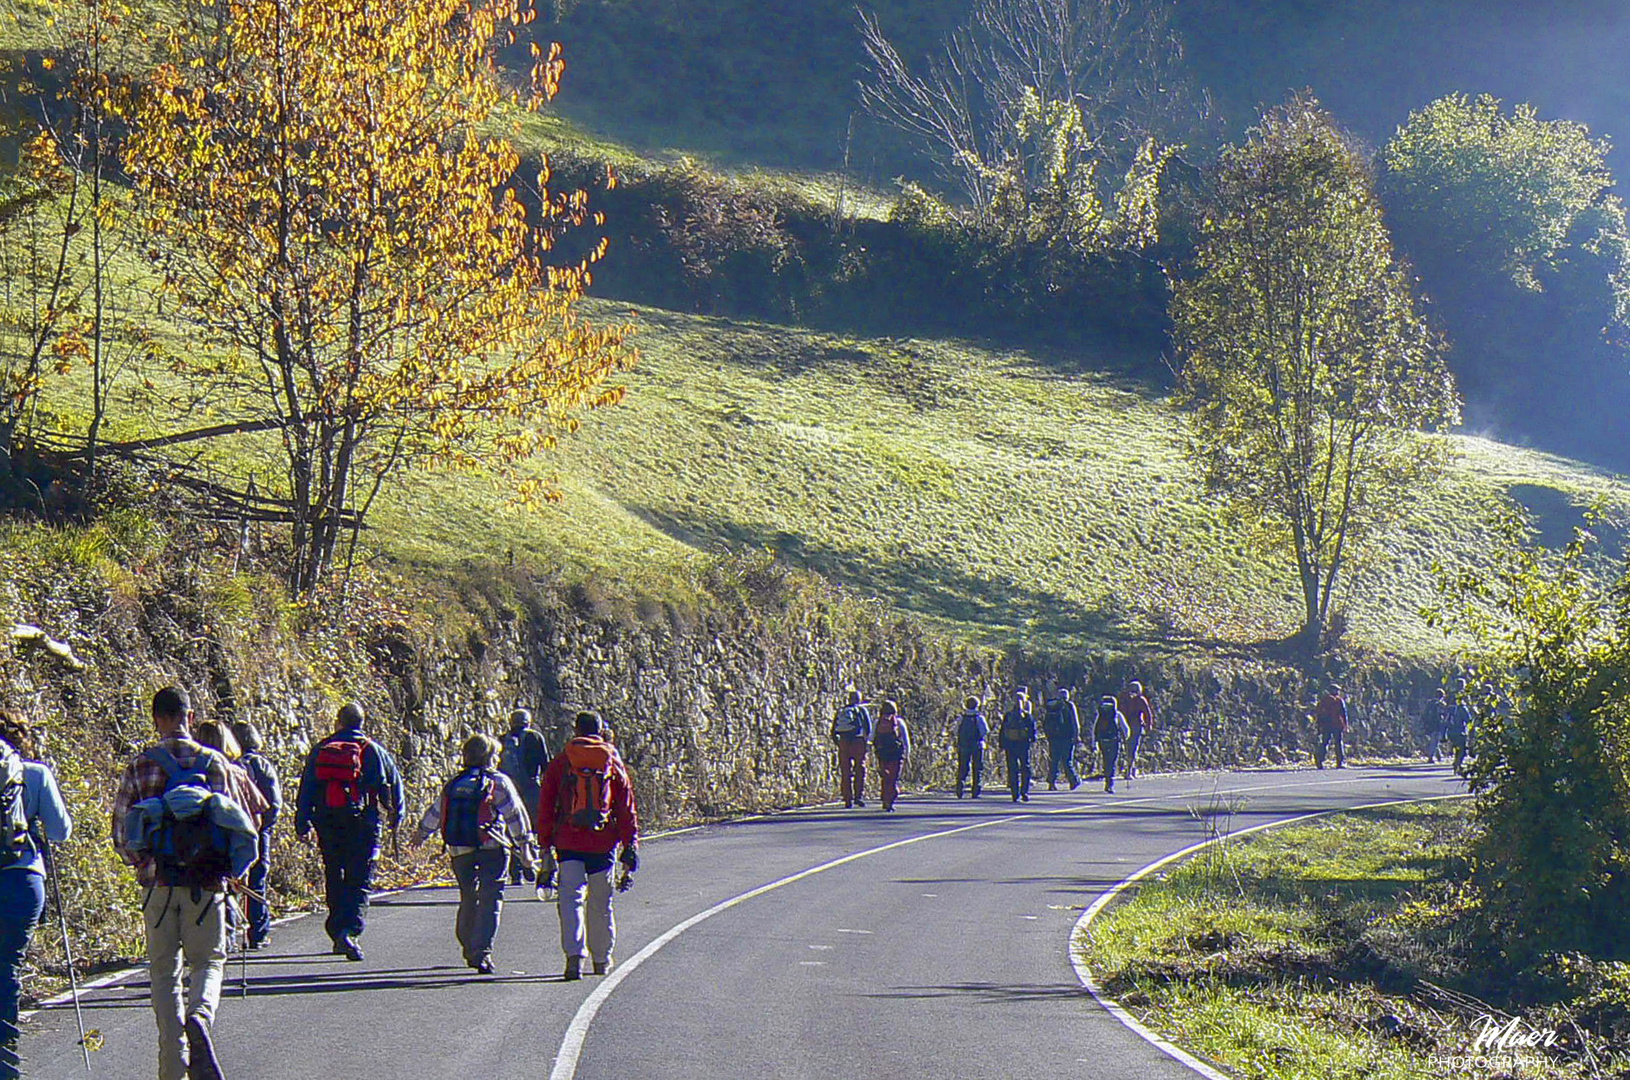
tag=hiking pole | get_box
[41,838,92,1073]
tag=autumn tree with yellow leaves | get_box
[121,0,631,593]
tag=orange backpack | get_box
[558,739,616,832]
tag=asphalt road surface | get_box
[23,764,1460,1080]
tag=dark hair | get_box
[845,687,862,706]
[574,711,602,737]
[462,733,500,770]
[233,722,264,752]
[337,702,366,729]
[0,708,36,758]
[510,708,532,729]
[964,696,980,710]
[881,699,899,718]
[152,686,191,721]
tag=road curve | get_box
[22,764,1459,1080]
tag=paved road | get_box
[22,764,1460,1080]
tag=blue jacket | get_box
[124,781,258,880]
[956,711,989,750]
[4,760,72,876]
[294,728,405,835]
[240,750,283,832]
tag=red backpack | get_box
[315,738,369,810]
[558,739,616,831]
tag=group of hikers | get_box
[0,690,638,1080]
[830,680,1158,805]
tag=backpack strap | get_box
[143,746,184,781]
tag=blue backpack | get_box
[442,769,497,848]
[0,741,30,869]
[139,748,235,888]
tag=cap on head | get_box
[575,711,603,737]
[337,701,365,729]
[510,708,532,730]
[152,686,191,722]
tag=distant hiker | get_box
[831,688,874,809]
[1313,685,1348,769]
[0,709,71,1080]
[410,734,536,974]
[1117,681,1156,780]
[1445,680,1474,775]
[499,709,548,885]
[872,701,912,812]
[231,723,282,950]
[1000,687,1037,803]
[294,702,404,962]
[537,712,640,981]
[194,723,270,832]
[1043,688,1080,791]
[1422,689,1449,764]
[1093,697,1131,793]
[954,698,988,799]
[113,687,257,1080]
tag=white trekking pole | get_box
[41,837,92,1072]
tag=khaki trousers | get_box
[143,886,227,1080]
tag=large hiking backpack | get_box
[832,705,866,739]
[957,712,985,745]
[1043,700,1066,740]
[442,769,497,848]
[558,741,615,832]
[1001,710,1031,745]
[0,740,30,869]
[140,748,234,888]
[874,718,903,761]
[315,738,370,811]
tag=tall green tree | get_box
[1173,97,1460,646]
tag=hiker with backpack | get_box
[537,712,639,981]
[194,723,271,960]
[294,702,404,962]
[1445,680,1474,775]
[410,734,537,974]
[1000,687,1037,803]
[0,709,71,1080]
[1043,688,1080,791]
[1313,685,1348,769]
[113,687,257,1080]
[499,708,549,885]
[1423,689,1449,764]
[230,723,282,950]
[831,689,874,809]
[1092,696,1131,793]
[954,697,988,799]
[872,701,911,812]
[1117,681,1156,780]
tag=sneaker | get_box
[247,936,269,951]
[185,1016,223,1080]
[592,959,610,976]
[564,956,583,981]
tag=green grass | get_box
[1076,801,1607,1080]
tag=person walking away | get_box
[1043,689,1080,791]
[0,709,70,1080]
[872,702,911,812]
[410,734,536,974]
[1445,680,1474,775]
[831,689,874,809]
[1313,685,1348,769]
[113,687,257,1080]
[193,723,270,957]
[498,709,548,885]
[954,698,988,799]
[1117,681,1156,780]
[1000,688,1037,803]
[1093,697,1131,793]
[537,712,639,981]
[230,723,281,950]
[294,702,404,962]
[1422,689,1449,764]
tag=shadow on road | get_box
[866,982,1091,1003]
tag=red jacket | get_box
[1314,694,1348,733]
[536,736,639,854]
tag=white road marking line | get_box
[549,772,1397,1080]
[1068,792,1471,1080]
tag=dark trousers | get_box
[956,746,984,797]
[1005,745,1032,800]
[247,828,273,945]
[1123,731,1143,777]
[1099,741,1121,790]
[452,849,509,964]
[1047,738,1079,788]
[316,814,381,943]
[1315,729,1345,768]
[0,870,45,1079]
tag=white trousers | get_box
[143,886,227,1080]
[556,860,615,963]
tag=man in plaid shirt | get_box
[111,687,235,1080]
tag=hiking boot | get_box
[185,1016,223,1080]
[855,799,866,808]
[247,935,269,951]
[338,938,363,962]
[1020,793,1030,802]
[1070,780,1080,791]
[1049,782,1057,791]
[564,956,583,981]
[592,959,610,976]
[474,957,495,976]
[844,801,853,809]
